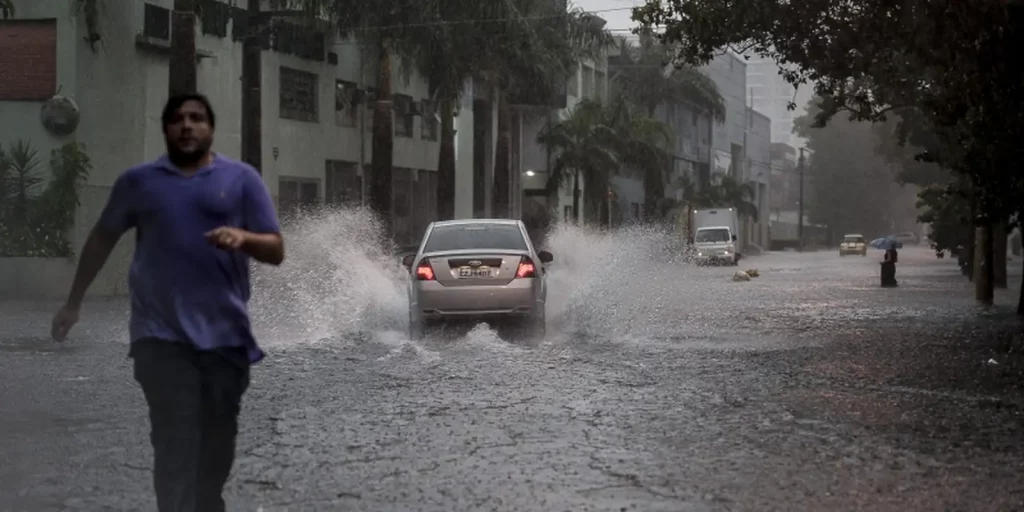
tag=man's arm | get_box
[241,232,284,266]
[65,174,135,307]
[240,167,284,266]
[65,228,122,308]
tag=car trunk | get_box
[424,252,526,287]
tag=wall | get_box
[748,108,772,248]
[701,52,747,179]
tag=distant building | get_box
[701,52,748,181]
[770,142,800,214]
[745,56,812,148]
[747,108,771,248]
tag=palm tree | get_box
[483,0,614,218]
[411,0,488,221]
[538,97,673,224]
[290,0,432,233]
[609,32,725,219]
[413,0,613,220]
[536,99,620,223]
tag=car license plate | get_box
[457,267,492,278]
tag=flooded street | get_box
[2,219,1023,511]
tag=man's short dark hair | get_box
[161,93,216,132]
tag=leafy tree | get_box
[609,32,724,218]
[537,99,621,223]
[633,0,1024,306]
[413,0,613,220]
[794,97,917,243]
[538,97,676,224]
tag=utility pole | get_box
[797,147,805,251]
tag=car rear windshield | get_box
[844,236,864,243]
[423,224,528,252]
[695,228,731,243]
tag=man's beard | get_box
[167,140,212,167]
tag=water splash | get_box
[249,206,408,345]
[248,208,722,349]
[543,222,717,341]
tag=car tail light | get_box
[416,260,435,281]
[516,256,537,278]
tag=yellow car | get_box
[839,234,867,256]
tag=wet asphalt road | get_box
[3,245,1024,511]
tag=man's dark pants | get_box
[130,338,250,512]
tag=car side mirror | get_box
[731,235,737,241]
[538,250,553,263]
[401,254,415,269]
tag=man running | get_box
[50,93,284,511]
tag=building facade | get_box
[0,0,505,298]
[745,57,812,149]
[747,108,772,249]
[520,46,610,226]
[700,52,748,181]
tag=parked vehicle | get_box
[692,208,740,265]
[402,219,552,340]
[839,233,868,256]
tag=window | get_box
[199,0,229,38]
[278,177,319,220]
[143,3,170,40]
[696,228,731,243]
[394,95,414,138]
[279,66,318,122]
[0,20,57,101]
[325,160,361,206]
[334,80,358,128]
[420,100,438,141]
[423,224,527,253]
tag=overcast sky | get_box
[574,0,644,37]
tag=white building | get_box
[745,56,812,148]
[701,52,748,181]
[747,108,772,249]
[0,0,524,298]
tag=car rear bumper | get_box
[695,254,737,264]
[411,278,542,320]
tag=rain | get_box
[2,0,1024,510]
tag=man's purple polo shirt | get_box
[97,153,280,364]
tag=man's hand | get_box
[51,303,80,342]
[205,227,249,250]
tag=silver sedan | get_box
[402,219,553,340]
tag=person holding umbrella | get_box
[870,236,902,287]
